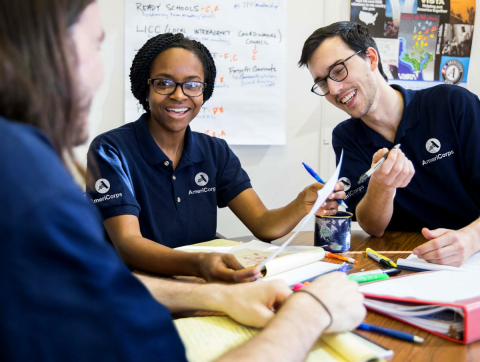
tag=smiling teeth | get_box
[340,90,356,104]
[167,108,188,113]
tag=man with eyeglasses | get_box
[299,22,480,267]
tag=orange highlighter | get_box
[325,252,358,264]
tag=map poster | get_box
[351,0,389,38]
[397,13,438,81]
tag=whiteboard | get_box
[124,0,286,145]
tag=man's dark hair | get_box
[298,21,388,82]
[130,33,217,113]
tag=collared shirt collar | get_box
[357,84,419,148]
[134,114,205,166]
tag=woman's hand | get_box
[197,252,262,283]
[301,181,346,216]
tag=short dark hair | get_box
[298,22,388,82]
[130,33,217,113]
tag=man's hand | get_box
[413,227,480,267]
[197,253,261,283]
[302,181,346,217]
[297,272,366,333]
[219,280,292,328]
[370,148,414,190]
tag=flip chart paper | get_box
[124,0,286,145]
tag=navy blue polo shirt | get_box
[0,117,187,361]
[87,114,252,248]
[333,84,480,231]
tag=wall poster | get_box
[351,0,475,89]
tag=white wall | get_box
[76,0,480,238]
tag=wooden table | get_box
[232,230,480,362]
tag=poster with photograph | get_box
[350,0,475,89]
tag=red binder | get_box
[360,272,480,344]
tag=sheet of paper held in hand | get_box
[257,150,344,271]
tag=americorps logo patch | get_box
[426,138,441,154]
[195,172,209,186]
[95,178,110,194]
[339,177,351,191]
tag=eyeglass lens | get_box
[313,63,348,96]
[153,79,205,97]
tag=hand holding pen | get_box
[302,163,348,209]
[358,144,415,188]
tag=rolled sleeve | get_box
[87,137,141,220]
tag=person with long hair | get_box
[86,33,346,282]
[0,1,366,360]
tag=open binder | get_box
[359,271,480,344]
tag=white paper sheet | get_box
[124,0,286,145]
[257,151,344,270]
[359,271,480,303]
[399,252,480,273]
[174,246,233,253]
[260,261,340,286]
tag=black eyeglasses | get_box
[311,50,364,96]
[148,78,207,97]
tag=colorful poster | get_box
[397,13,438,81]
[350,0,475,89]
[124,0,287,145]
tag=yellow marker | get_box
[366,248,397,267]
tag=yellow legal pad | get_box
[174,316,391,362]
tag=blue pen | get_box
[338,262,349,273]
[358,323,424,343]
[302,162,348,209]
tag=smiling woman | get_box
[86,33,346,282]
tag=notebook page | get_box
[405,252,480,272]
[174,316,388,362]
[359,271,480,303]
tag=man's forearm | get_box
[135,273,227,313]
[215,293,329,362]
[356,180,396,237]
